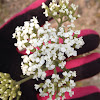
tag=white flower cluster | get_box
[42,0,80,23]
[13,0,85,99]
[35,71,76,100]
[13,17,40,54]
[19,19,84,79]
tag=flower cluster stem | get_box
[56,18,63,34]
[16,95,20,100]
[54,68,57,74]
[16,75,34,85]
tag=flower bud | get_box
[4,89,11,95]
[9,96,13,100]
[4,73,10,78]
[12,93,16,98]
[18,91,22,96]
[1,86,7,92]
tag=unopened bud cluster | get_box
[0,72,21,100]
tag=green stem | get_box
[57,83,58,93]
[16,95,20,100]
[16,75,34,85]
[62,67,69,72]
[56,18,63,34]
[53,17,59,24]
[54,68,57,74]
[62,19,68,23]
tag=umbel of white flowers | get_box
[13,0,85,100]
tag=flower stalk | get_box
[16,75,34,85]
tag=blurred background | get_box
[0,0,100,88]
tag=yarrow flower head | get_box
[12,0,85,100]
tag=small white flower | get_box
[42,2,46,9]
[58,61,66,69]
[71,4,78,11]
[67,23,75,28]
[12,33,16,38]
[43,9,48,17]
[52,0,56,2]
[50,65,55,70]
[59,9,65,13]
[62,71,68,76]
[36,57,40,63]
[77,14,81,18]
[70,80,76,87]
[55,97,60,100]
[62,96,66,100]
[21,55,30,63]
[24,21,30,27]
[65,8,69,15]
[41,72,46,80]
[69,14,73,19]
[62,4,66,9]
[52,74,60,82]
[43,21,51,29]
[65,77,69,82]
[72,71,76,77]
[34,84,40,90]
[65,0,69,4]
[74,30,80,34]
[69,91,74,97]
[26,49,30,54]
[53,12,57,16]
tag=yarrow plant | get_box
[1,0,85,100]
